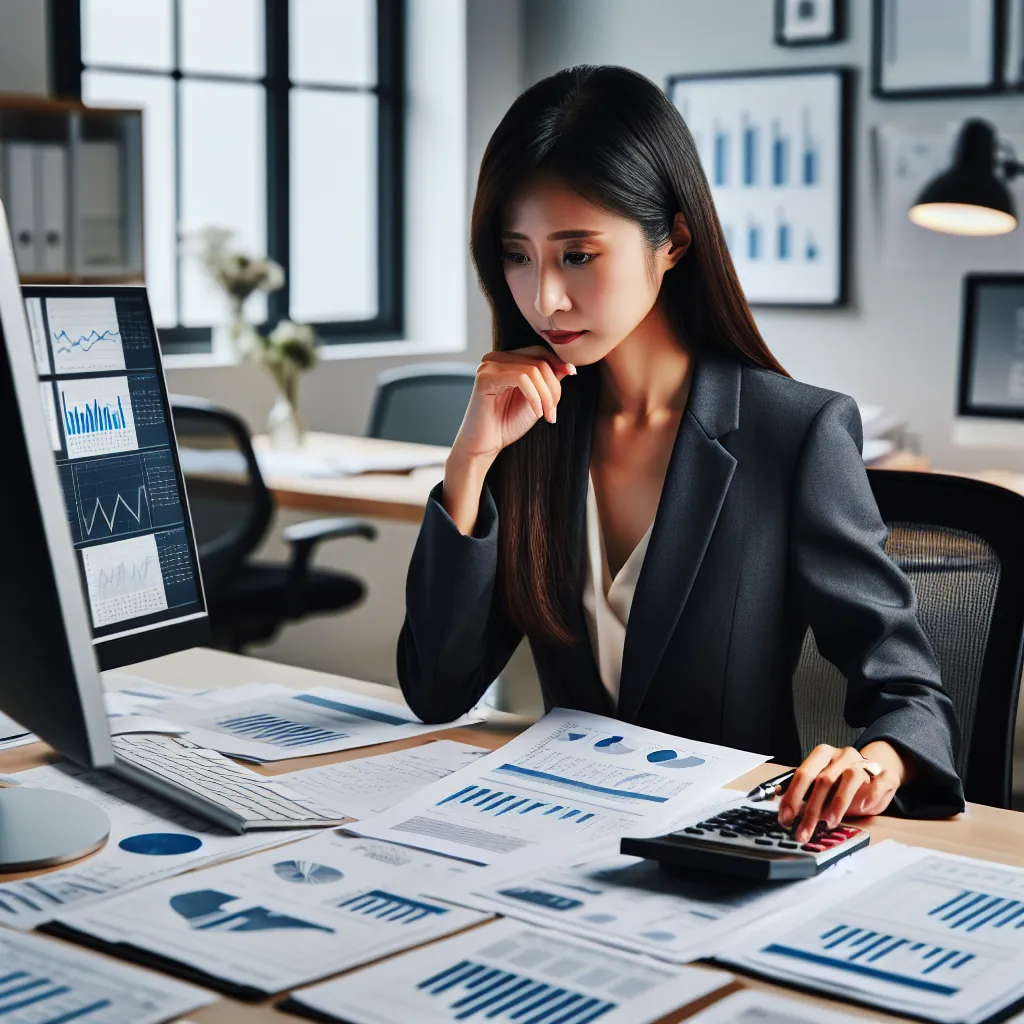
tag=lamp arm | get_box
[996,140,1024,181]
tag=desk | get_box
[2,648,1023,1024]
[253,432,447,523]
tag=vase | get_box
[267,392,305,451]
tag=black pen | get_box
[746,769,796,802]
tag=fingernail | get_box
[551,409,557,424]
[568,363,577,375]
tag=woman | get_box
[398,65,964,842]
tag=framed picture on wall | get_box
[775,0,846,46]
[666,67,852,308]
[873,0,1002,97]
[1006,0,1024,89]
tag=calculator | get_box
[620,804,870,881]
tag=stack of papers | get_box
[51,831,487,997]
[0,930,213,1024]
[441,792,835,964]
[284,917,734,1024]
[106,678,483,762]
[349,708,769,866]
[718,842,1024,1023]
[0,761,302,930]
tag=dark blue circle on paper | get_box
[119,833,203,856]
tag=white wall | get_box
[521,0,1024,472]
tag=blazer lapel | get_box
[616,358,742,723]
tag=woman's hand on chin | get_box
[777,741,915,844]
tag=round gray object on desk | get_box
[0,787,110,871]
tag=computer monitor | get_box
[0,200,207,869]
[954,274,1024,448]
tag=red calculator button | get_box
[801,843,825,852]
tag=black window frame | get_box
[49,0,405,355]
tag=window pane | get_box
[179,81,267,327]
[179,0,264,77]
[290,90,377,323]
[82,71,177,328]
[82,0,173,71]
[290,0,376,86]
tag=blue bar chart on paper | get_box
[753,854,1024,1006]
[338,890,450,925]
[436,784,603,825]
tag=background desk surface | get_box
[2,647,1022,1024]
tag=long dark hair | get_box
[470,64,786,644]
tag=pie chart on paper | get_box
[559,732,588,742]
[272,860,344,885]
[647,750,706,769]
[593,736,635,755]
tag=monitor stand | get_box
[0,787,110,871]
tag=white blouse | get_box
[581,471,654,707]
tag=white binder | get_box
[76,141,123,271]
[38,144,68,274]
[4,142,37,274]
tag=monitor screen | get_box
[21,285,207,662]
[959,275,1024,419]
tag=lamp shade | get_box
[909,120,1017,236]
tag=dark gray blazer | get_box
[398,356,965,818]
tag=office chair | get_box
[793,471,1024,808]
[366,363,477,446]
[170,396,377,651]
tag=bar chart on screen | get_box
[58,376,138,458]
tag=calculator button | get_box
[719,830,738,838]
[779,841,798,849]
[801,843,825,852]
[684,827,705,834]
[754,838,773,845]
[818,837,843,847]
[834,826,859,837]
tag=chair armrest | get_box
[281,517,377,616]
[282,517,378,547]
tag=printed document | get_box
[349,708,769,865]
[286,917,733,1024]
[106,679,483,761]
[0,929,214,1024]
[54,831,487,995]
[684,989,877,1024]
[281,740,488,819]
[718,842,1024,1023]
[0,761,302,929]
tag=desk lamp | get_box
[909,119,1022,237]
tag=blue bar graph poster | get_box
[292,919,730,1024]
[669,69,847,305]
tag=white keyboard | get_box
[111,733,348,834]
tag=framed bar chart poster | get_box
[667,67,852,307]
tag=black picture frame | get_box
[872,0,1005,98]
[957,273,1024,420]
[666,66,853,309]
[774,0,846,47]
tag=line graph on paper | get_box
[81,533,168,628]
[47,296,125,374]
[58,376,138,459]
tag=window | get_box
[52,0,404,354]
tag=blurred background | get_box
[1,0,1022,803]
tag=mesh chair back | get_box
[366,363,477,446]
[170,396,272,597]
[792,471,1024,807]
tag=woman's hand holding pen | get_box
[443,347,576,535]
[777,741,914,844]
